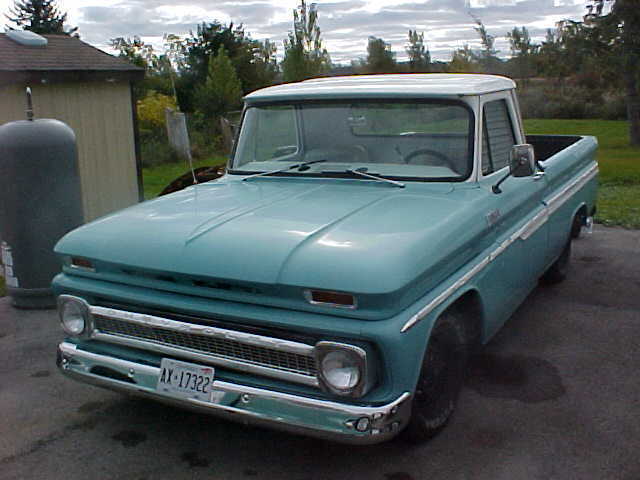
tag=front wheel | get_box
[403,313,468,443]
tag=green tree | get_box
[111,36,174,100]
[365,36,397,73]
[196,47,243,119]
[537,28,570,83]
[406,30,430,72]
[448,45,477,73]
[471,15,502,73]
[6,0,76,35]
[506,26,539,82]
[254,39,279,87]
[585,0,640,146]
[168,21,270,111]
[282,0,330,82]
[111,36,158,70]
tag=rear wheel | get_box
[571,210,586,239]
[403,313,468,443]
[541,238,571,285]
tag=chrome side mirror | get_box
[509,144,536,178]
[492,144,538,194]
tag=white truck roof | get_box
[245,74,516,103]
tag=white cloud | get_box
[1,0,588,63]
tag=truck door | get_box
[479,94,549,334]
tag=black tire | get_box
[541,238,571,285]
[403,312,469,443]
[571,211,585,239]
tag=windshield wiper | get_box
[344,168,405,188]
[242,159,327,181]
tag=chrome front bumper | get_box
[57,342,412,444]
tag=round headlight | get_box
[321,350,361,391]
[58,296,89,335]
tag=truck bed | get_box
[526,135,582,162]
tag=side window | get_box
[482,100,516,174]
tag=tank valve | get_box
[26,87,34,121]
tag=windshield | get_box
[231,101,474,181]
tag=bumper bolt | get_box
[355,417,371,432]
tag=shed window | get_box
[482,100,516,174]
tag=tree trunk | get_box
[628,93,640,147]
[620,0,640,148]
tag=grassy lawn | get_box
[524,119,640,229]
[142,156,227,200]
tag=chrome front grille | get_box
[95,316,317,376]
[88,306,319,386]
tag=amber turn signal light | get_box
[70,257,95,271]
[305,290,356,309]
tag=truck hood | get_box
[56,176,490,301]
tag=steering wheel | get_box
[402,148,455,170]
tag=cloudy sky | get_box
[1,0,588,63]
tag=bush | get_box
[601,93,627,120]
[518,83,627,120]
[137,91,177,138]
[140,137,180,167]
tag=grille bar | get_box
[88,306,319,386]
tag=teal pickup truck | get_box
[54,74,598,444]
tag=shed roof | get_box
[245,74,516,103]
[0,33,144,85]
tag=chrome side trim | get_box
[519,208,549,241]
[401,162,598,333]
[90,306,314,356]
[401,256,490,333]
[545,163,598,214]
[88,305,319,387]
[58,342,411,445]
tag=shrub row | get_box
[518,84,627,120]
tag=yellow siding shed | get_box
[0,33,144,222]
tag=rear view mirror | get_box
[509,144,536,177]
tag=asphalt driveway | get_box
[1,225,639,480]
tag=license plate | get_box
[157,359,215,403]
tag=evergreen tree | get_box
[6,0,76,35]
[196,47,242,118]
[282,0,330,82]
